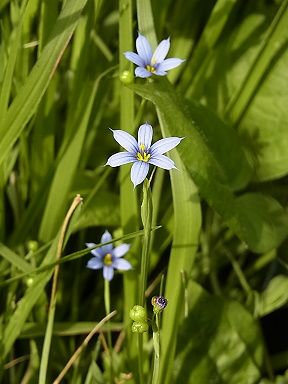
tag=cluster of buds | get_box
[129,296,168,333]
[129,305,149,333]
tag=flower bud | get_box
[151,296,168,314]
[120,70,133,85]
[27,240,39,252]
[129,305,147,322]
[131,321,148,333]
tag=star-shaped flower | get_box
[86,230,132,281]
[124,33,184,78]
[106,123,183,187]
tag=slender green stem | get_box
[137,334,144,384]
[151,314,160,384]
[104,279,113,383]
[135,180,153,384]
[138,180,153,307]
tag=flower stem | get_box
[151,314,160,384]
[104,279,113,383]
[138,179,153,307]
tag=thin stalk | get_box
[52,310,117,384]
[151,314,160,384]
[104,279,113,383]
[138,180,153,307]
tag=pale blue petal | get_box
[111,129,138,153]
[87,257,103,270]
[136,33,152,63]
[103,266,114,281]
[157,58,185,71]
[86,243,103,258]
[131,161,150,187]
[101,230,113,254]
[113,243,131,258]
[149,154,176,170]
[138,123,153,149]
[135,67,152,78]
[150,137,183,156]
[86,242,96,249]
[151,38,170,64]
[113,258,132,271]
[154,69,167,76]
[106,152,136,167]
[124,51,145,67]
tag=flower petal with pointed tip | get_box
[106,152,136,167]
[111,129,138,152]
[151,38,170,64]
[138,123,153,149]
[150,137,183,156]
[103,266,114,281]
[149,154,176,170]
[101,230,113,254]
[135,67,152,78]
[136,34,152,63]
[157,58,185,72]
[113,258,132,270]
[124,52,144,67]
[113,244,131,258]
[87,257,103,270]
[131,161,150,187]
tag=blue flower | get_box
[124,33,184,78]
[86,230,132,281]
[106,123,183,187]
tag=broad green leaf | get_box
[131,79,288,253]
[235,193,288,252]
[256,275,288,317]
[158,133,202,384]
[174,281,265,384]
[0,0,88,167]
[132,79,252,191]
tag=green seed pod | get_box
[131,321,148,333]
[129,305,147,322]
[120,70,133,85]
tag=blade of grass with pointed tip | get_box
[0,0,88,167]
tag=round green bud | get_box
[120,70,133,85]
[131,321,148,333]
[129,305,147,322]
[27,240,39,252]
[25,277,34,287]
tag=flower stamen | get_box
[104,253,113,266]
[146,64,156,73]
[137,152,151,162]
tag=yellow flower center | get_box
[137,144,151,162]
[146,64,156,73]
[104,253,113,266]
